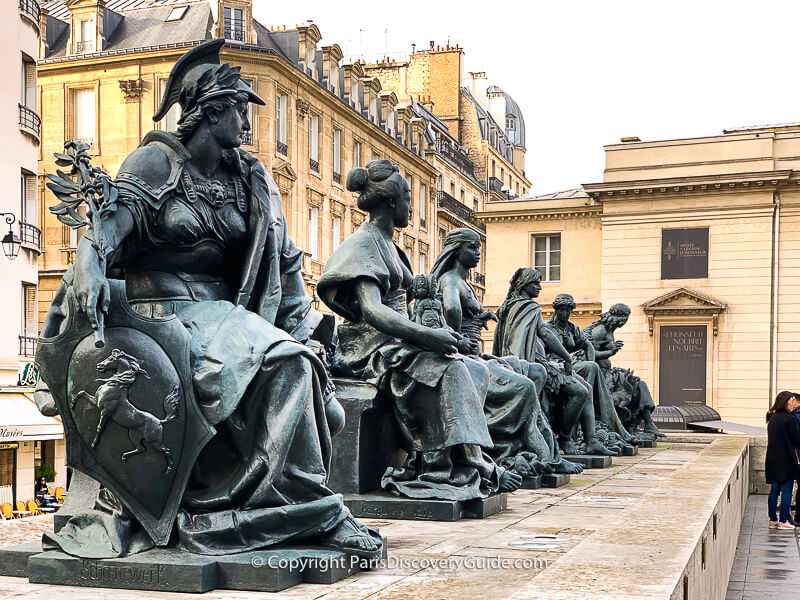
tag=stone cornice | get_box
[477,205,602,223]
[584,170,793,200]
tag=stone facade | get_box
[480,126,800,426]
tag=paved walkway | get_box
[726,494,800,600]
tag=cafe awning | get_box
[0,391,63,441]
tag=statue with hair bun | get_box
[319,160,522,501]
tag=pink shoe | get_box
[777,521,796,530]
[769,521,779,529]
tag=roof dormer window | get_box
[76,19,94,53]
[166,6,188,22]
[224,7,245,42]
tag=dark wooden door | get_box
[659,325,707,406]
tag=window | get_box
[460,188,465,204]
[332,216,341,252]
[332,130,341,182]
[0,447,14,505]
[419,183,427,228]
[330,65,339,95]
[308,207,319,259]
[276,94,287,154]
[309,115,319,171]
[77,19,94,52]
[21,283,37,339]
[473,197,478,212]
[20,173,36,224]
[506,115,516,130]
[224,7,245,41]
[72,88,95,145]
[439,228,447,254]
[450,181,456,196]
[241,78,255,145]
[21,57,35,109]
[419,253,427,274]
[306,48,316,78]
[159,79,181,133]
[353,141,361,168]
[166,6,188,21]
[369,97,377,124]
[533,234,561,282]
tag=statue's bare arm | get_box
[72,206,135,331]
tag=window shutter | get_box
[24,175,36,224]
[23,285,37,337]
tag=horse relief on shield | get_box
[71,348,180,474]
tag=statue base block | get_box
[621,445,639,456]
[4,542,382,593]
[344,491,507,521]
[638,439,658,448]
[562,455,613,469]
[541,473,571,487]
[519,475,541,489]
[0,542,43,578]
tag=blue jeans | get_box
[768,480,794,522]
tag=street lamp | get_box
[0,213,21,260]
[308,283,320,310]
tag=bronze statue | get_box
[318,161,522,500]
[493,268,615,456]
[583,303,665,442]
[35,40,380,560]
[543,294,634,454]
[430,228,582,475]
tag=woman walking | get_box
[765,391,800,530]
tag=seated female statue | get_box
[318,161,521,500]
[493,268,615,456]
[36,40,378,558]
[543,294,634,453]
[430,228,582,475]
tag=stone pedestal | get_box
[621,445,639,456]
[562,455,613,469]
[638,439,658,448]
[344,492,507,521]
[520,475,541,489]
[1,542,382,593]
[541,473,571,487]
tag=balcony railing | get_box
[435,140,475,178]
[18,104,41,141]
[333,171,341,184]
[19,0,39,23]
[309,158,319,173]
[225,27,246,42]
[240,130,253,146]
[474,272,485,286]
[76,40,94,53]
[19,335,37,358]
[436,191,486,233]
[488,176,504,193]
[20,222,40,248]
[277,140,287,155]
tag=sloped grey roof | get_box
[486,84,525,148]
[45,2,212,58]
[41,0,191,20]
[531,187,587,200]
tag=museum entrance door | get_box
[658,325,707,406]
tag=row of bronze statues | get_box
[29,40,661,587]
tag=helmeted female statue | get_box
[35,40,379,559]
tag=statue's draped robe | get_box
[40,132,353,557]
[318,222,501,500]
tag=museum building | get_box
[0,0,66,509]
[480,124,800,427]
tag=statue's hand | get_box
[73,253,110,333]
[420,329,459,355]
[456,338,474,355]
[612,340,624,354]
[477,310,498,323]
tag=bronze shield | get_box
[36,279,215,546]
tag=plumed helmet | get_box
[153,39,265,123]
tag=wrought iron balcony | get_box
[435,140,475,178]
[333,171,341,184]
[19,335,37,358]
[225,27,246,42]
[76,40,94,53]
[18,104,40,141]
[19,0,39,24]
[277,140,288,155]
[240,130,253,146]
[20,222,40,248]
[309,158,319,173]
[436,191,486,233]
[488,176,504,193]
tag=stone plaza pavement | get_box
[0,441,736,599]
[726,494,800,600]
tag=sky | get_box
[253,0,800,195]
